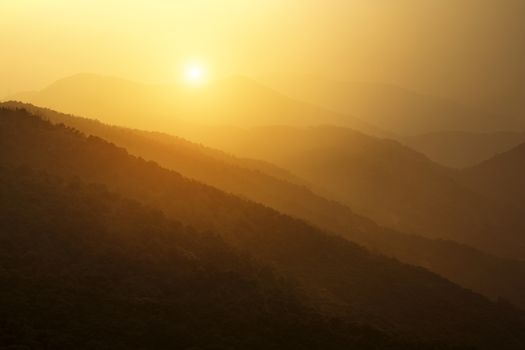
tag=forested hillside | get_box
[2,107,525,349]
[1,166,433,350]
[4,102,525,310]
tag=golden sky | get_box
[2,0,525,108]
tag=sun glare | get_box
[183,63,207,85]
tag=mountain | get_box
[403,131,525,168]
[5,101,525,309]
[461,142,525,212]
[0,101,307,186]
[177,124,525,260]
[8,73,386,136]
[2,107,525,348]
[257,74,524,135]
[0,166,431,350]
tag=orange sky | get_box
[2,0,525,109]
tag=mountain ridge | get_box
[5,101,525,310]
[8,73,388,137]
[2,107,525,348]
[256,73,524,135]
[176,122,525,260]
[403,130,525,168]
[2,165,435,350]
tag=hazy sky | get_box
[2,0,525,107]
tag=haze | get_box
[2,0,525,117]
[3,2,525,349]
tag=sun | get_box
[183,63,207,85]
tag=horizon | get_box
[3,0,525,118]
[2,2,525,349]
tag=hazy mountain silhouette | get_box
[8,73,387,136]
[403,131,525,168]
[461,142,525,212]
[2,107,525,348]
[178,124,525,260]
[257,74,524,135]
[5,101,525,309]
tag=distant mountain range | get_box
[462,141,525,211]
[4,72,525,323]
[257,74,525,169]
[178,123,525,260]
[10,73,525,170]
[403,131,525,168]
[9,73,386,136]
[7,74,525,259]
[5,101,525,311]
[257,73,525,135]
[2,107,525,348]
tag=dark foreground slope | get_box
[1,108,525,349]
[0,166,427,350]
[6,102,525,310]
